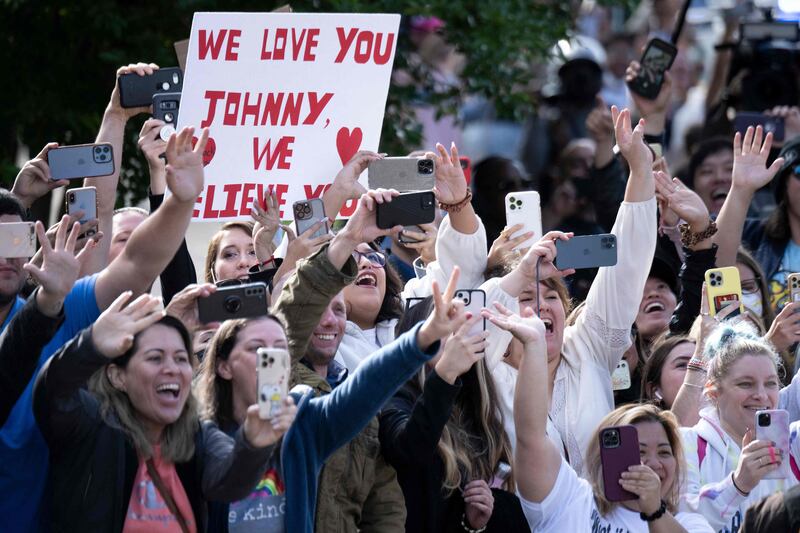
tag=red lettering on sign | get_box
[252,136,295,170]
[197,29,241,61]
[203,185,220,219]
[221,184,242,218]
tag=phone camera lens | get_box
[103,146,109,153]
[161,82,170,91]
[509,204,516,210]
[172,72,180,84]
[268,357,274,364]
[261,360,267,368]
[509,197,516,203]
[224,296,242,314]
[94,147,101,154]
[758,413,771,427]
[68,193,75,203]
[418,159,434,175]
[602,429,620,448]
[515,200,522,207]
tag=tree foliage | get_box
[0,0,631,204]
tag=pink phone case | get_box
[755,409,790,479]
[600,425,640,502]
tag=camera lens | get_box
[68,193,75,203]
[224,296,242,314]
[103,146,109,153]
[418,159,434,175]
[94,146,101,153]
[165,112,174,123]
[758,413,771,427]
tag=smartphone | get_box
[197,282,269,323]
[0,222,36,258]
[505,192,543,251]
[628,38,678,100]
[755,409,790,479]
[490,461,511,489]
[599,425,640,502]
[368,157,435,192]
[612,360,632,391]
[789,273,800,304]
[734,112,785,143]
[257,347,291,419]
[153,92,181,129]
[376,191,437,230]
[66,187,98,236]
[705,267,744,318]
[405,297,427,311]
[554,234,618,271]
[293,198,328,239]
[48,143,115,180]
[118,67,183,108]
[455,289,486,351]
[459,156,472,185]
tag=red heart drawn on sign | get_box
[336,127,362,166]
[191,136,216,167]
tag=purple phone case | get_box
[755,409,790,479]
[600,425,640,502]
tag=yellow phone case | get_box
[705,267,743,318]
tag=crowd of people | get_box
[7,2,800,533]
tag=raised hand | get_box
[243,396,297,448]
[165,126,209,202]
[26,217,97,317]
[733,429,783,493]
[138,118,168,193]
[619,465,663,514]
[625,60,672,116]
[487,224,533,271]
[165,283,218,332]
[108,62,160,119]
[586,98,615,145]
[463,479,494,530]
[482,303,546,346]
[10,143,68,209]
[434,316,488,384]
[765,301,800,352]
[92,292,165,358]
[398,223,438,265]
[339,189,403,245]
[426,142,468,204]
[417,267,468,350]
[518,231,574,281]
[612,106,653,174]
[654,170,709,230]
[43,211,100,252]
[251,188,282,262]
[333,150,380,200]
[731,125,784,194]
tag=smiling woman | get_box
[32,293,286,532]
[681,321,800,532]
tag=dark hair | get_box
[641,334,694,406]
[395,295,514,493]
[0,189,26,219]
[197,314,286,431]
[737,247,775,328]
[115,315,193,368]
[685,136,732,189]
[765,197,791,242]
[367,241,404,322]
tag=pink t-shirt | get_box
[123,446,197,533]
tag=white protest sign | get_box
[178,12,400,221]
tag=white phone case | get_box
[504,191,542,251]
[257,348,290,419]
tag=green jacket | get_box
[273,245,406,533]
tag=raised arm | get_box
[1,219,94,424]
[140,118,198,304]
[94,127,209,310]
[86,63,158,273]
[483,304,560,502]
[713,126,783,267]
[380,316,486,467]
[322,150,380,219]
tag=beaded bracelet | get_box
[686,358,707,373]
[439,190,473,213]
[461,513,487,533]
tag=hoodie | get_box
[681,406,800,533]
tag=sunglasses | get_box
[352,250,386,268]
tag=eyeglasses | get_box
[741,277,761,295]
[352,250,386,268]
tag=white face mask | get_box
[741,291,763,318]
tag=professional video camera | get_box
[725,8,800,111]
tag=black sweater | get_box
[379,370,529,533]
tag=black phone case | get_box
[118,67,183,108]
[153,92,182,126]
[555,234,618,271]
[376,191,436,229]
[628,38,677,100]
[198,283,268,324]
